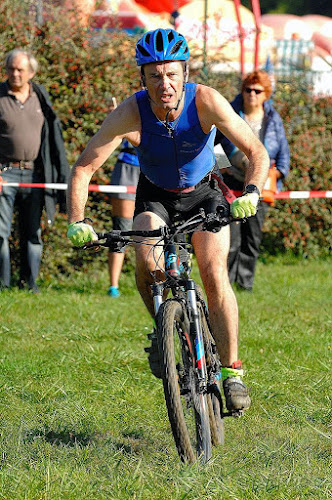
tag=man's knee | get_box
[133,211,165,231]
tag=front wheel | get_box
[157,299,212,463]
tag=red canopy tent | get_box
[91,0,173,32]
[133,0,191,14]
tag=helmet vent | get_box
[145,33,151,44]
[170,41,183,55]
[137,45,150,57]
[156,30,164,52]
[167,31,175,42]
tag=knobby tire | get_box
[157,299,212,463]
[196,286,225,446]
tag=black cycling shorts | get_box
[134,171,228,227]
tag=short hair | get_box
[241,70,272,100]
[5,49,38,74]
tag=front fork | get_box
[152,283,164,316]
[152,242,179,316]
[185,279,208,391]
[152,277,208,386]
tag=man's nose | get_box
[160,76,171,89]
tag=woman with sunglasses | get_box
[215,70,290,291]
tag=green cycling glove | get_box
[230,192,259,219]
[67,221,98,247]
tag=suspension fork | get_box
[185,279,208,389]
[152,241,180,316]
[152,283,164,316]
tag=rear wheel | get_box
[196,287,225,446]
[207,384,224,446]
[157,299,212,463]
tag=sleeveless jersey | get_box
[134,83,216,189]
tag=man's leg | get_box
[193,225,238,365]
[133,211,167,316]
[193,225,250,411]
[133,211,167,379]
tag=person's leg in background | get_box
[107,197,135,297]
[18,171,44,292]
[235,202,269,291]
[227,220,242,285]
[0,170,17,289]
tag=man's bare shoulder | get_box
[196,83,230,110]
[195,84,233,131]
[110,94,140,124]
[101,93,141,144]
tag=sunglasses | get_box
[244,87,264,94]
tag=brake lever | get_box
[79,241,102,251]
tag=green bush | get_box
[262,85,331,258]
[1,1,330,286]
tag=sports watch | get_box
[243,184,261,197]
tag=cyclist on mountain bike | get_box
[67,28,270,412]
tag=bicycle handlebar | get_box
[82,207,241,251]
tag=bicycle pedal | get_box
[147,332,157,341]
[231,410,244,418]
[222,409,245,418]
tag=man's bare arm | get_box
[67,96,140,222]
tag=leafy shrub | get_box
[1,1,330,286]
[262,84,331,258]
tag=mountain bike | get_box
[83,206,245,463]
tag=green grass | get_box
[0,258,331,499]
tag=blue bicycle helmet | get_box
[135,28,190,66]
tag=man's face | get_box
[143,61,185,111]
[6,54,34,91]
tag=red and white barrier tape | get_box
[0,182,136,193]
[274,191,332,199]
[0,182,331,199]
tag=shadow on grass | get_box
[24,428,148,454]
[25,428,92,447]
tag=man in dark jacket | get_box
[0,48,69,292]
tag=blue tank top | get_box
[135,83,216,189]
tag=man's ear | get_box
[140,68,146,88]
[184,62,189,83]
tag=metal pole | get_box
[203,0,208,76]
[35,0,44,26]
[251,0,262,69]
[233,0,245,77]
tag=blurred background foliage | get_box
[0,0,331,286]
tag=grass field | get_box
[0,257,331,499]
